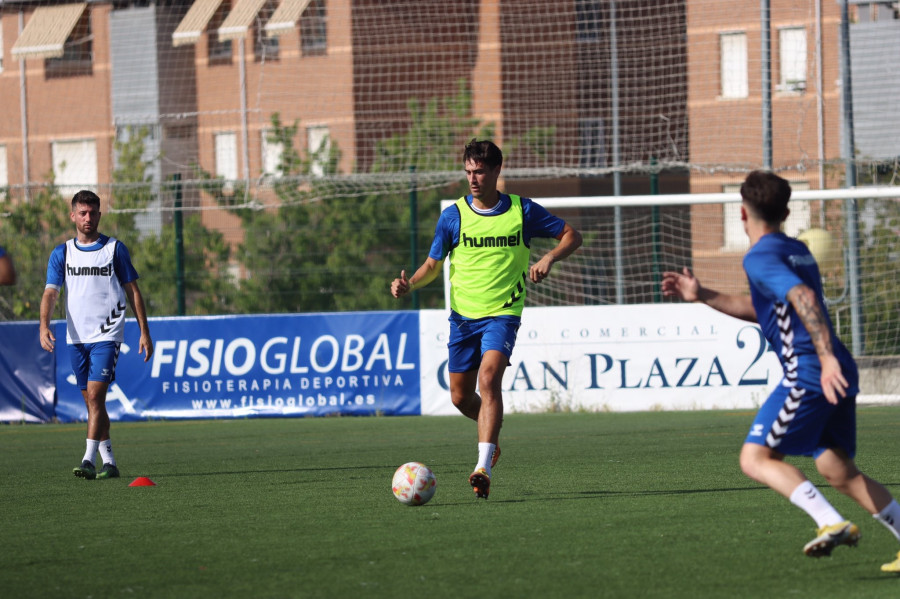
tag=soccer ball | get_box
[391,462,437,506]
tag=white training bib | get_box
[63,238,127,344]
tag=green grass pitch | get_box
[2,408,899,598]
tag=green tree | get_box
[106,127,236,316]
[363,78,555,310]
[361,80,495,309]
[206,114,347,314]
[0,183,70,320]
[209,81,555,314]
[371,79,492,173]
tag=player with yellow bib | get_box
[391,139,582,499]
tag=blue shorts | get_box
[70,341,121,389]
[744,382,856,458]
[447,313,520,373]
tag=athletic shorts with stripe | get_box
[744,382,856,459]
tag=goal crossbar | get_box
[441,186,900,211]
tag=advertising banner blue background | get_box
[0,322,55,422]
[54,311,421,422]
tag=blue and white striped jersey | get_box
[743,232,858,395]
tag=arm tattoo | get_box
[787,284,833,357]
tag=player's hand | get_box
[529,255,555,283]
[391,270,410,298]
[661,267,701,302]
[820,354,848,405]
[139,334,154,362]
[39,327,55,353]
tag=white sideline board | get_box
[419,304,785,415]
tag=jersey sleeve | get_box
[428,205,460,261]
[743,249,804,302]
[45,244,66,290]
[113,241,140,285]
[521,197,566,243]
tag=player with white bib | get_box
[40,190,153,480]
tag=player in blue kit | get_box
[40,190,154,480]
[391,139,582,499]
[662,170,900,572]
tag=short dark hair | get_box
[71,190,101,211]
[463,139,502,169]
[740,170,791,224]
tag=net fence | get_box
[1,0,899,363]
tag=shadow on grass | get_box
[405,487,767,506]
[535,485,768,500]
[158,463,395,477]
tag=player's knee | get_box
[84,393,108,413]
[449,391,468,409]
[739,444,767,481]
[739,454,756,480]
[824,473,854,495]
[818,465,858,493]
[815,451,860,491]
[449,390,478,414]
[477,371,503,397]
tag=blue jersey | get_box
[428,194,565,262]
[743,232,857,395]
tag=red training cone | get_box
[129,477,156,487]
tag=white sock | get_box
[99,439,116,466]
[476,442,495,477]
[874,499,900,542]
[82,439,100,465]
[789,480,844,528]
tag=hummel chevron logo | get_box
[766,387,805,448]
[100,301,127,334]
[502,273,527,309]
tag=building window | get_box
[720,32,748,99]
[778,27,807,93]
[116,124,157,144]
[255,0,280,61]
[215,132,238,184]
[261,129,284,178]
[209,1,233,63]
[576,0,603,43]
[722,181,810,250]
[52,139,98,197]
[300,0,327,57]
[165,123,195,141]
[306,125,330,177]
[45,10,93,76]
